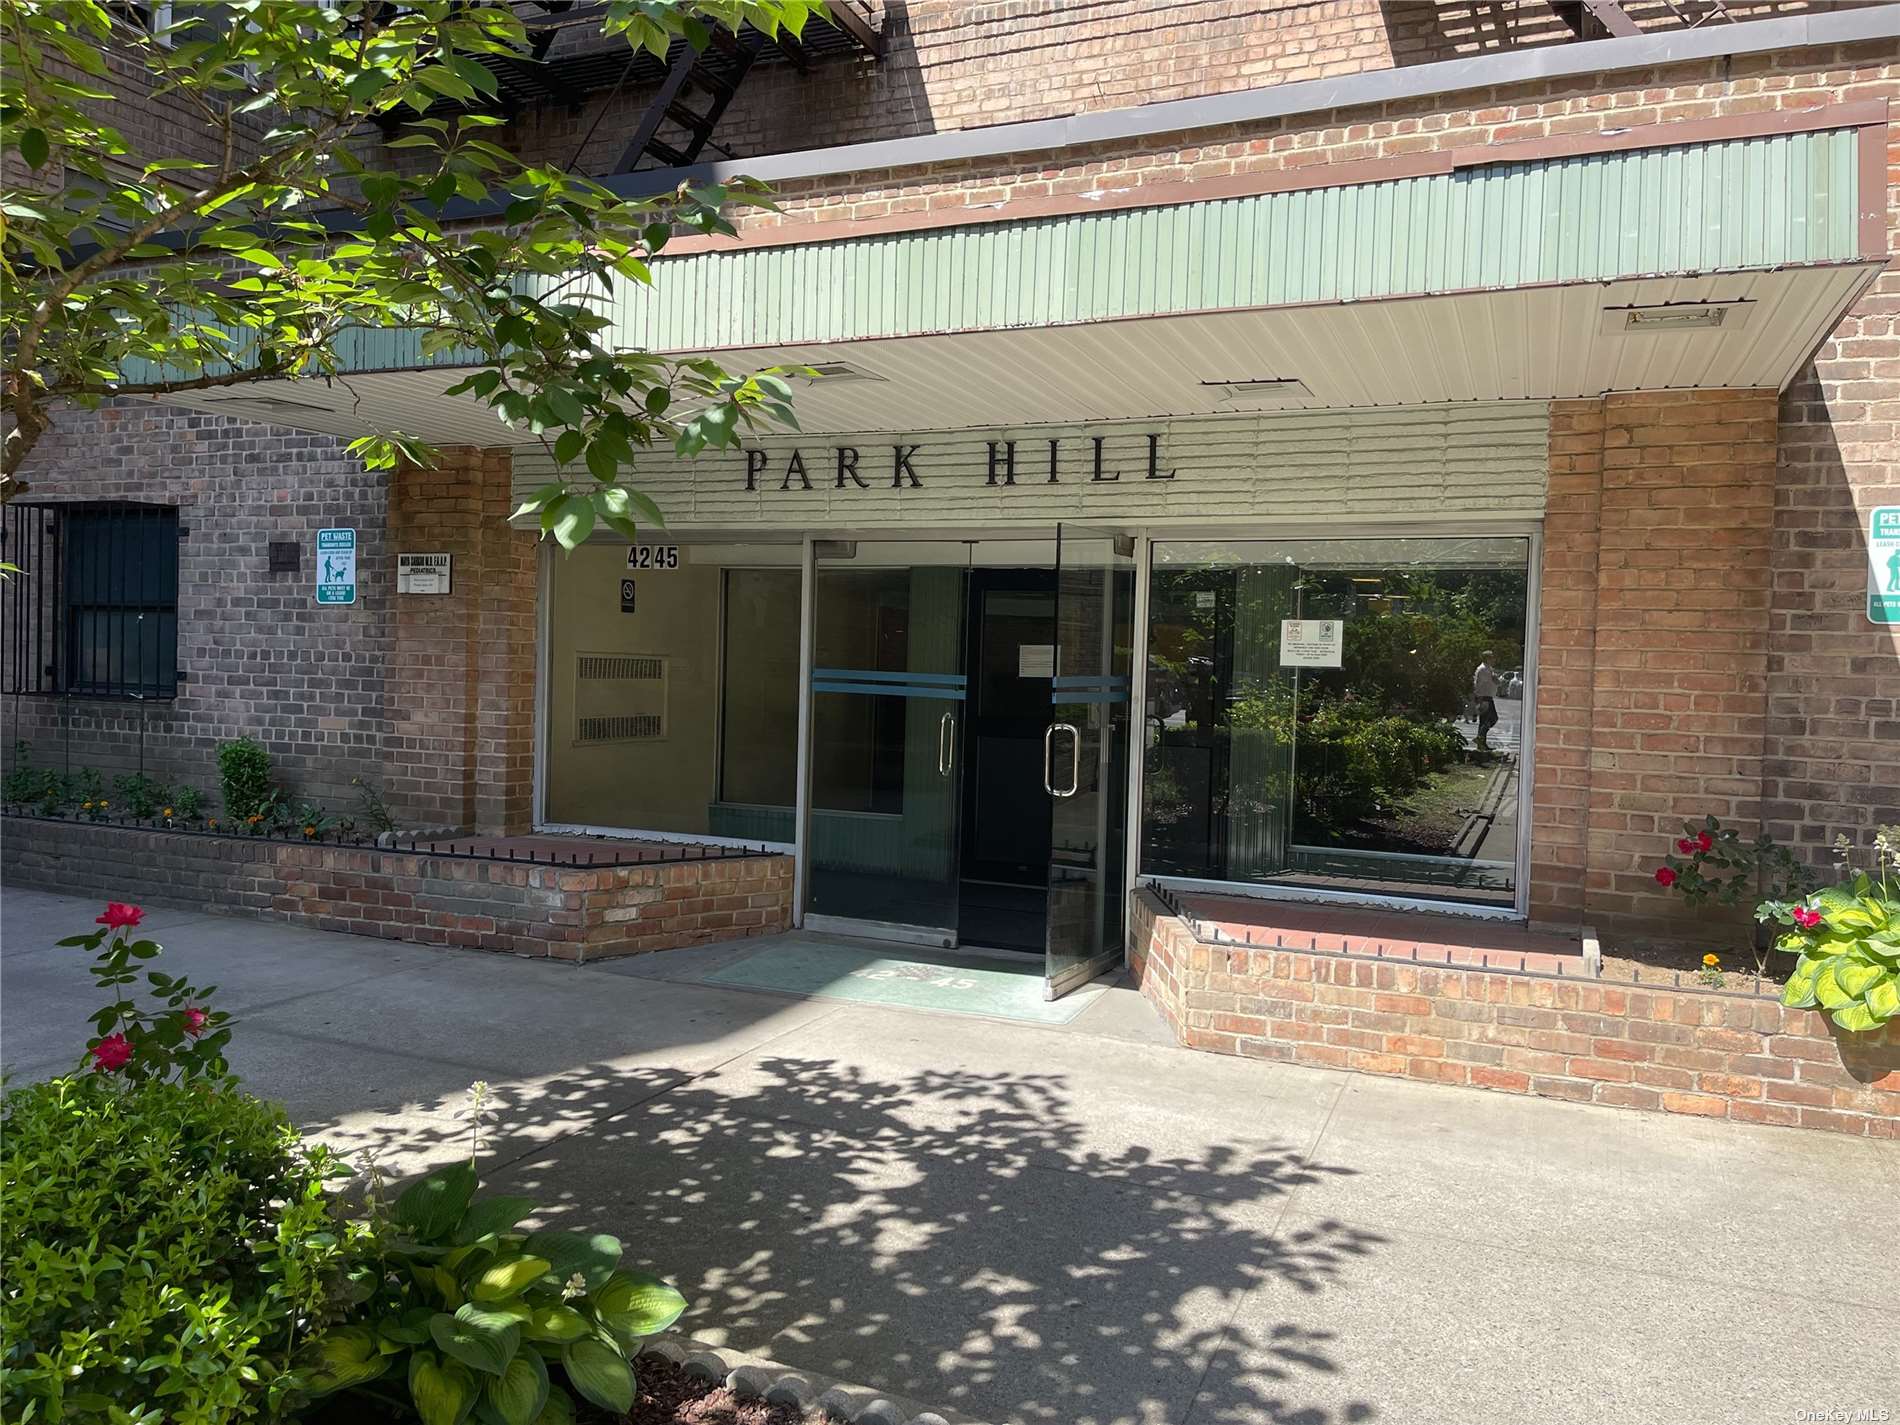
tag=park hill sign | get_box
[743,432,1179,492]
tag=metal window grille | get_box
[0,502,181,700]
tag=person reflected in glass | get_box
[1472,649,1500,753]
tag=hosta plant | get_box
[1761,827,1900,1033]
[302,1157,686,1424]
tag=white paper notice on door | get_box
[1018,643,1055,677]
[1279,619,1343,668]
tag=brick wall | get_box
[2,401,392,814]
[1131,889,1899,1137]
[2,817,792,963]
[384,448,537,834]
[1529,391,1781,939]
[495,0,1827,173]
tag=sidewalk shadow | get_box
[336,1055,1383,1425]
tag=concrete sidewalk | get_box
[4,887,1895,1425]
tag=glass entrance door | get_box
[1045,525,1136,998]
[806,544,971,939]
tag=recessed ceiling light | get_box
[1201,377,1312,404]
[1602,301,1750,335]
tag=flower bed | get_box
[2,815,791,963]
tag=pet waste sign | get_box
[316,528,357,605]
[1870,506,1900,627]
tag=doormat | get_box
[694,940,1102,1025]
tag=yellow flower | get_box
[207,819,219,829]
[161,806,174,818]
[303,825,317,837]
[1702,953,1720,968]
[81,801,93,810]
[99,800,109,809]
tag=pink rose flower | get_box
[91,1033,133,1072]
[1676,838,1695,855]
[181,1007,208,1037]
[1791,907,1823,930]
[1655,867,1678,888]
[1696,832,1713,852]
[95,903,144,931]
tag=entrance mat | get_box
[695,940,1101,1025]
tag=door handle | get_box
[1046,723,1081,797]
[1056,721,1080,797]
[938,710,955,777]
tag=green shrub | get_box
[113,770,173,820]
[2,740,44,807]
[0,1074,368,1425]
[216,737,274,821]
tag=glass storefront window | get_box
[1143,536,1531,907]
[542,543,800,842]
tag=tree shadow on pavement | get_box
[320,1054,1383,1425]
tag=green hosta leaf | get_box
[483,1348,550,1425]
[301,1326,389,1395]
[473,1254,552,1303]
[1834,959,1883,999]
[591,1271,687,1343]
[525,1230,622,1291]
[1780,961,1820,1010]
[1814,961,1854,1010]
[560,1338,634,1414]
[1832,1000,1880,1033]
[431,1309,519,1377]
[395,1160,478,1243]
[410,1349,480,1425]
[454,1195,538,1245]
[524,1304,590,1343]
[1864,974,1899,1022]
[533,1384,577,1425]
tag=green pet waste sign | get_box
[316,528,357,605]
[1871,506,1900,627]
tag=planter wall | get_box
[1130,889,1899,1137]
[2,817,791,963]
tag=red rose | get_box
[95,902,143,931]
[1696,832,1713,852]
[1655,867,1678,888]
[90,1033,132,1072]
[181,1006,208,1037]
[1676,838,1695,855]
[1791,907,1823,930]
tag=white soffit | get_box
[167,266,1875,444]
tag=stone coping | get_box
[638,1333,984,1425]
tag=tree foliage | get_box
[1,0,820,545]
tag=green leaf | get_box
[1780,961,1820,1010]
[1834,959,1882,998]
[1814,960,1854,1010]
[432,1308,520,1377]
[454,1195,538,1245]
[472,1254,553,1303]
[532,1384,577,1425]
[395,1161,479,1243]
[523,1304,590,1343]
[553,430,585,466]
[549,498,594,551]
[591,1271,687,1344]
[524,1230,622,1292]
[483,1348,550,1425]
[560,1339,634,1414]
[584,437,620,483]
[1864,974,1899,1022]
[1832,1000,1880,1033]
[301,1326,389,1396]
[19,126,49,169]
[409,1349,480,1425]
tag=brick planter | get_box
[2,816,791,963]
[1130,889,1899,1138]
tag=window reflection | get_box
[1143,538,1530,907]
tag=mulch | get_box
[595,1355,843,1425]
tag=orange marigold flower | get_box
[1702,953,1719,968]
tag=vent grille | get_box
[577,713,663,744]
[577,654,664,681]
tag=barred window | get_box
[1,503,181,700]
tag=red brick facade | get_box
[385,448,537,834]
[1131,889,1900,1138]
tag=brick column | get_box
[385,447,536,834]
[1529,391,1779,942]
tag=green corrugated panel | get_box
[171,127,1857,377]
